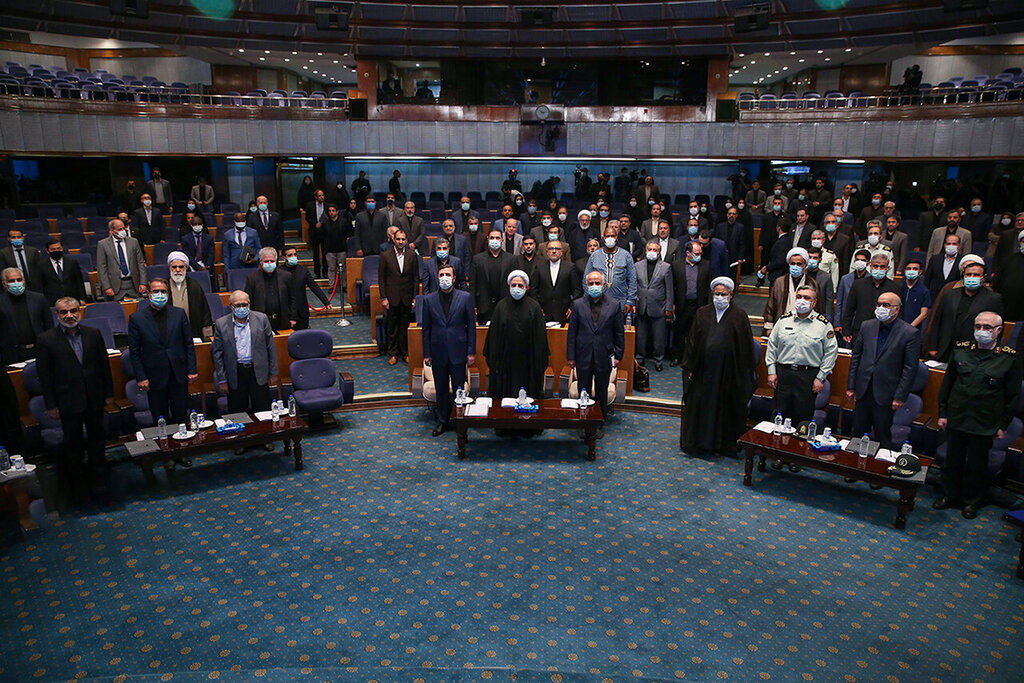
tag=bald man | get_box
[846,291,921,450]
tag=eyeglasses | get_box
[876,302,898,309]
[974,324,999,331]
[547,247,562,252]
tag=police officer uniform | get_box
[765,310,839,424]
[936,340,1021,515]
[848,242,894,278]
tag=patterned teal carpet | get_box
[1,408,1021,681]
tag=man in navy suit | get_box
[567,270,625,434]
[421,237,467,295]
[247,195,285,254]
[714,207,746,268]
[127,278,198,428]
[846,291,921,450]
[440,219,471,265]
[696,230,730,279]
[223,212,262,270]
[180,215,215,274]
[421,264,477,436]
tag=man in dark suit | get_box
[421,264,477,436]
[841,253,901,345]
[567,270,625,431]
[962,197,992,249]
[223,212,262,270]
[440,219,471,265]
[146,168,173,213]
[535,240,580,323]
[132,193,165,245]
[635,241,674,370]
[244,247,297,331]
[396,200,426,255]
[282,246,332,330]
[923,232,964,301]
[695,230,730,280]
[670,241,711,366]
[378,228,420,364]
[0,228,45,292]
[0,266,53,361]
[247,195,285,255]
[211,290,277,414]
[39,238,86,306]
[452,196,479,233]
[846,291,921,450]
[926,255,1003,362]
[36,297,114,505]
[470,229,517,325]
[127,278,198,428]
[180,216,215,275]
[303,188,329,278]
[354,196,388,256]
[714,207,746,267]
[421,238,467,295]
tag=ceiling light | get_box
[742,65,747,70]
[284,58,290,62]
[798,59,805,63]
[824,57,831,62]
[790,51,796,56]
[738,53,744,57]
[845,48,852,52]
[303,66,308,70]
[264,50,270,55]
[415,63,420,67]
[750,60,756,64]
[782,66,788,71]
[817,50,823,54]
[309,59,314,63]
[764,52,770,57]
[317,52,323,56]
[292,51,297,55]
[259,57,265,61]
[313,70,318,74]
[237,48,244,53]
[333,60,338,64]
[774,70,780,74]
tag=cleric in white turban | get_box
[483,267,549,401]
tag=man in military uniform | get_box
[934,311,1021,519]
[848,220,894,278]
[765,284,839,425]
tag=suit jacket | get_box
[841,276,901,339]
[535,259,581,322]
[963,211,993,245]
[882,230,909,272]
[500,233,524,256]
[284,264,330,329]
[421,289,477,367]
[926,285,1003,361]
[671,257,711,311]
[0,290,53,360]
[705,238,730,279]
[222,227,261,270]
[146,178,173,207]
[354,209,388,255]
[0,245,46,292]
[848,317,921,405]
[396,214,427,255]
[96,236,147,299]
[39,255,86,305]
[714,221,745,264]
[566,294,626,374]
[441,233,471,265]
[636,258,674,318]
[35,324,113,414]
[378,248,420,307]
[923,253,963,300]
[132,206,165,245]
[421,256,467,295]
[452,209,480,233]
[169,277,214,339]
[211,310,277,388]
[127,304,197,390]
[247,210,285,254]
[180,231,215,271]
[926,226,973,263]
[244,269,297,327]
[190,183,214,206]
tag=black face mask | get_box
[49,250,63,260]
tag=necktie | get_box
[116,241,129,276]
[196,234,202,253]
[237,229,244,246]
[15,248,27,276]
[55,259,63,279]
[262,213,268,229]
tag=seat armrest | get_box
[411,367,424,395]
[339,371,355,404]
[468,369,480,393]
[613,369,628,403]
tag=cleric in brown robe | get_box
[483,270,550,399]
[680,276,757,456]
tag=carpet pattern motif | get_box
[1,409,1021,681]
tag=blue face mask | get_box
[233,306,249,320]
[807,258,819,270]
[366,202,376,211]
[286,256,298,267]
[587,284,603,299]
[7,281,25,296]
[461,202,470,211]
[904,269,920,281]
[691,254,702,263]
[149,291,168,307]
[599,210,609,218]
[789,264,804,278]
[435,250,448,260]
[963,275,982,290]
[10,238,23,248]
[262,262,277,274]
[528,206,536,215]
[688,226,698,236]
[870,268,887,280]
[509,286,526,300]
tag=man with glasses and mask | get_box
[97,218,147,300]
[212,290,277,419]
[926,255,1003,362]
[934,311,1020,519]
[0,267,52,361]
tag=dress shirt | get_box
[942,255,956,279]
[65,326,84,362]
[659,238,670,260]
[396,248,406,274]
[14,247,29,276]
[548,260,561,286]
[52,257,63,278]
[685,261,698,300]
[234,318,252,363]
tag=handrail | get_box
[738,86,1023,111]
[0,88,351,109]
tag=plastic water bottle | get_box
[189,409,198,431]
[288,395,297,418]
[625,312,633,328]
[807,421,817,441]
[0,446,10,471]
[859,433,870,459]
[773,413,783,435]
[901,441,912,456]
[157,416,167,439]
[271,400,280,422]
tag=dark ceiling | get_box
[2,0,1023,60]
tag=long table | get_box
[451,399,604,461]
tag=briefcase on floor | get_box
[633,361,650,392]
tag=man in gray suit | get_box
[396,200,426,254]
[96,218,147,300]
[501,217,524,256]
[845,291,921,450]
[635,240,674,371]
[211,290,278,415]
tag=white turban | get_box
[710,276,735,292]
[507,269,530,287]
[786,247,809,263]
[959,254,984,271]
[577,209,591,221]
[1017,228,1024,242]
[166,250,189,267]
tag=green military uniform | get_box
[765,311,839,423]
[849,241,894,278]
[937,341,1021,506]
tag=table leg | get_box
[456,424,467,460]
[757,453,767,473]
[895,487,917,530]
[13,487,38,531]
[292,436,304,471]
[584,427,597,461]
[743,446,754,486]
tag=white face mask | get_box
[192,225,203,234]
[604,237,617,249]
[810,239,823,249]
[541,218,552,227]
[558,213,567,221]
[142,199,152,208]
[712,294,730,312]
[867,234,880,246]
[488,239,501,251]
[874,306,891,322]
[235,221,247,229]
[645,251,658,261]
[974,329,996,347]
[853,260,868,272]
[945,245,958,256]
[794,299,812,315]
[438,275,454,291]
[170,272,186,284]
[689,207,698,216]
[1001,217,1012,226]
